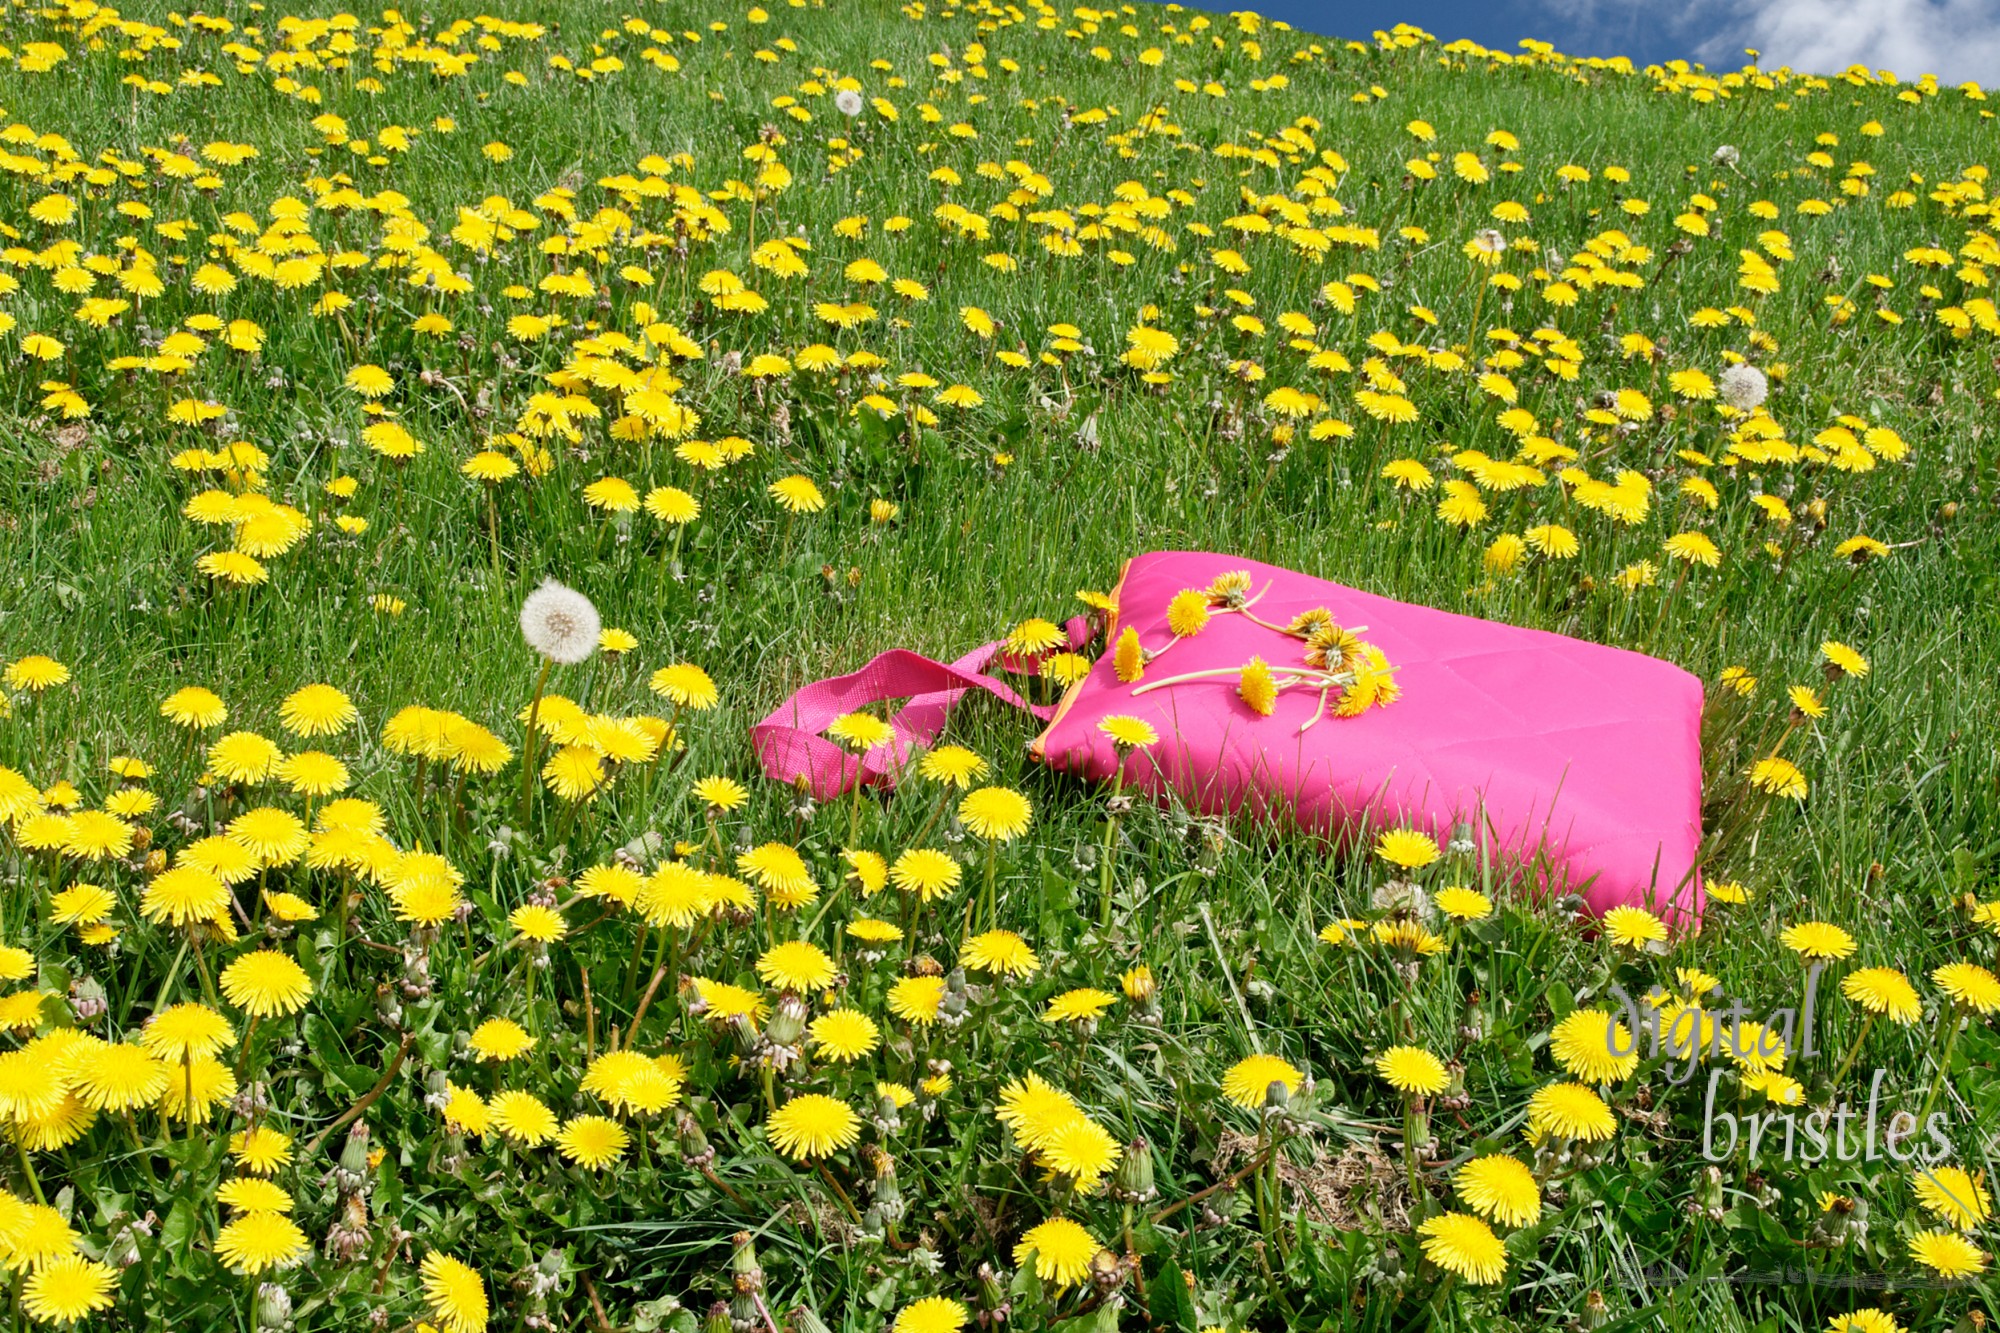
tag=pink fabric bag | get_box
[753,551,1705,925]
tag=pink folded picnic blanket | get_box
[753,551,1705,925]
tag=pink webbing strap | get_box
[752,619,1088,800]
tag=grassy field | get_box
[1,0,1999,1329]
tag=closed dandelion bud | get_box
[1261,1078,1291,1120]
[729,1232,763,1292]
[874,1092,904,1133]
[1374,1242,1404,1282]
[145,848,167,874]
[257,1282,293,1331]
[730,1293,760,1333]
[1089,1248,1128,1295]
[764,992,807,1050]
[336,1121,371,1190]
[1404,1103,1431,1149]
[703,1300,733,1333]
[977,1263,1010,1321]
[789,1307,834,1333]
[1112,1137,1157,1204]
[103,1218,147,1269]
[1438,1062,1470,1111]
[1579,1289,1610,1330]
[68,976,108,1023]
[868,1150,905,1223]
[678,1113,716,1169]
[940,969,969,1027]
[532,1249,563,1296]
[1698,1164,1725,1216]
[729,1012,760,1058]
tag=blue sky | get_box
[1208,0,2000,83]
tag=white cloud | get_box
[1699,0,2000,83]
[1534,0,2000,83]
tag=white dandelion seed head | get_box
[519,578,601,664]
[834,88,865,117]
[1718,363,1768,411]
[1713,144,1741,167]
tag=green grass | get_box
[0,1,1998,1330]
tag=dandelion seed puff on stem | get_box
[515,579,598,824]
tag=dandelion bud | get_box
[103,1218,146,1269]
[702,1301,733,1333]
[338,1121,371,1180]
[729,1232,763,1291]
[677,1113,715,1169]
[1111,1137,1157,1204]
[68,976,108,1022]
[1698,1164,1725,1216]
[257,1283,293,1331]
[1119,966,1158,1023]
[1403,1102,1431,1149]
[764,992,807,1050]
[873,1092,903,1134]
[940,969,969,1026]
[1375,1242,1404,1282]
[1580,1289,1610,1330]
[869,1157,905,1223]
[977,1263,1010,1319]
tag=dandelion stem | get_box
[981,838,999,936]
[701,1164,752,1209]
[625,962,671,1049]
[1827,1012,1876,1090]
[1148,1143,1275,1225]
[518,656,555,827]
[1920,1004,1963,1124]
[233,1014,262,1090]
[304,1032,414,1159]
[816,1162,864,1225]
[15,1142,43,1206]
[1129,665,1352,698]
[621,925,652,1012]
[123,1111,160,1191]
[1097,765,1126,929]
